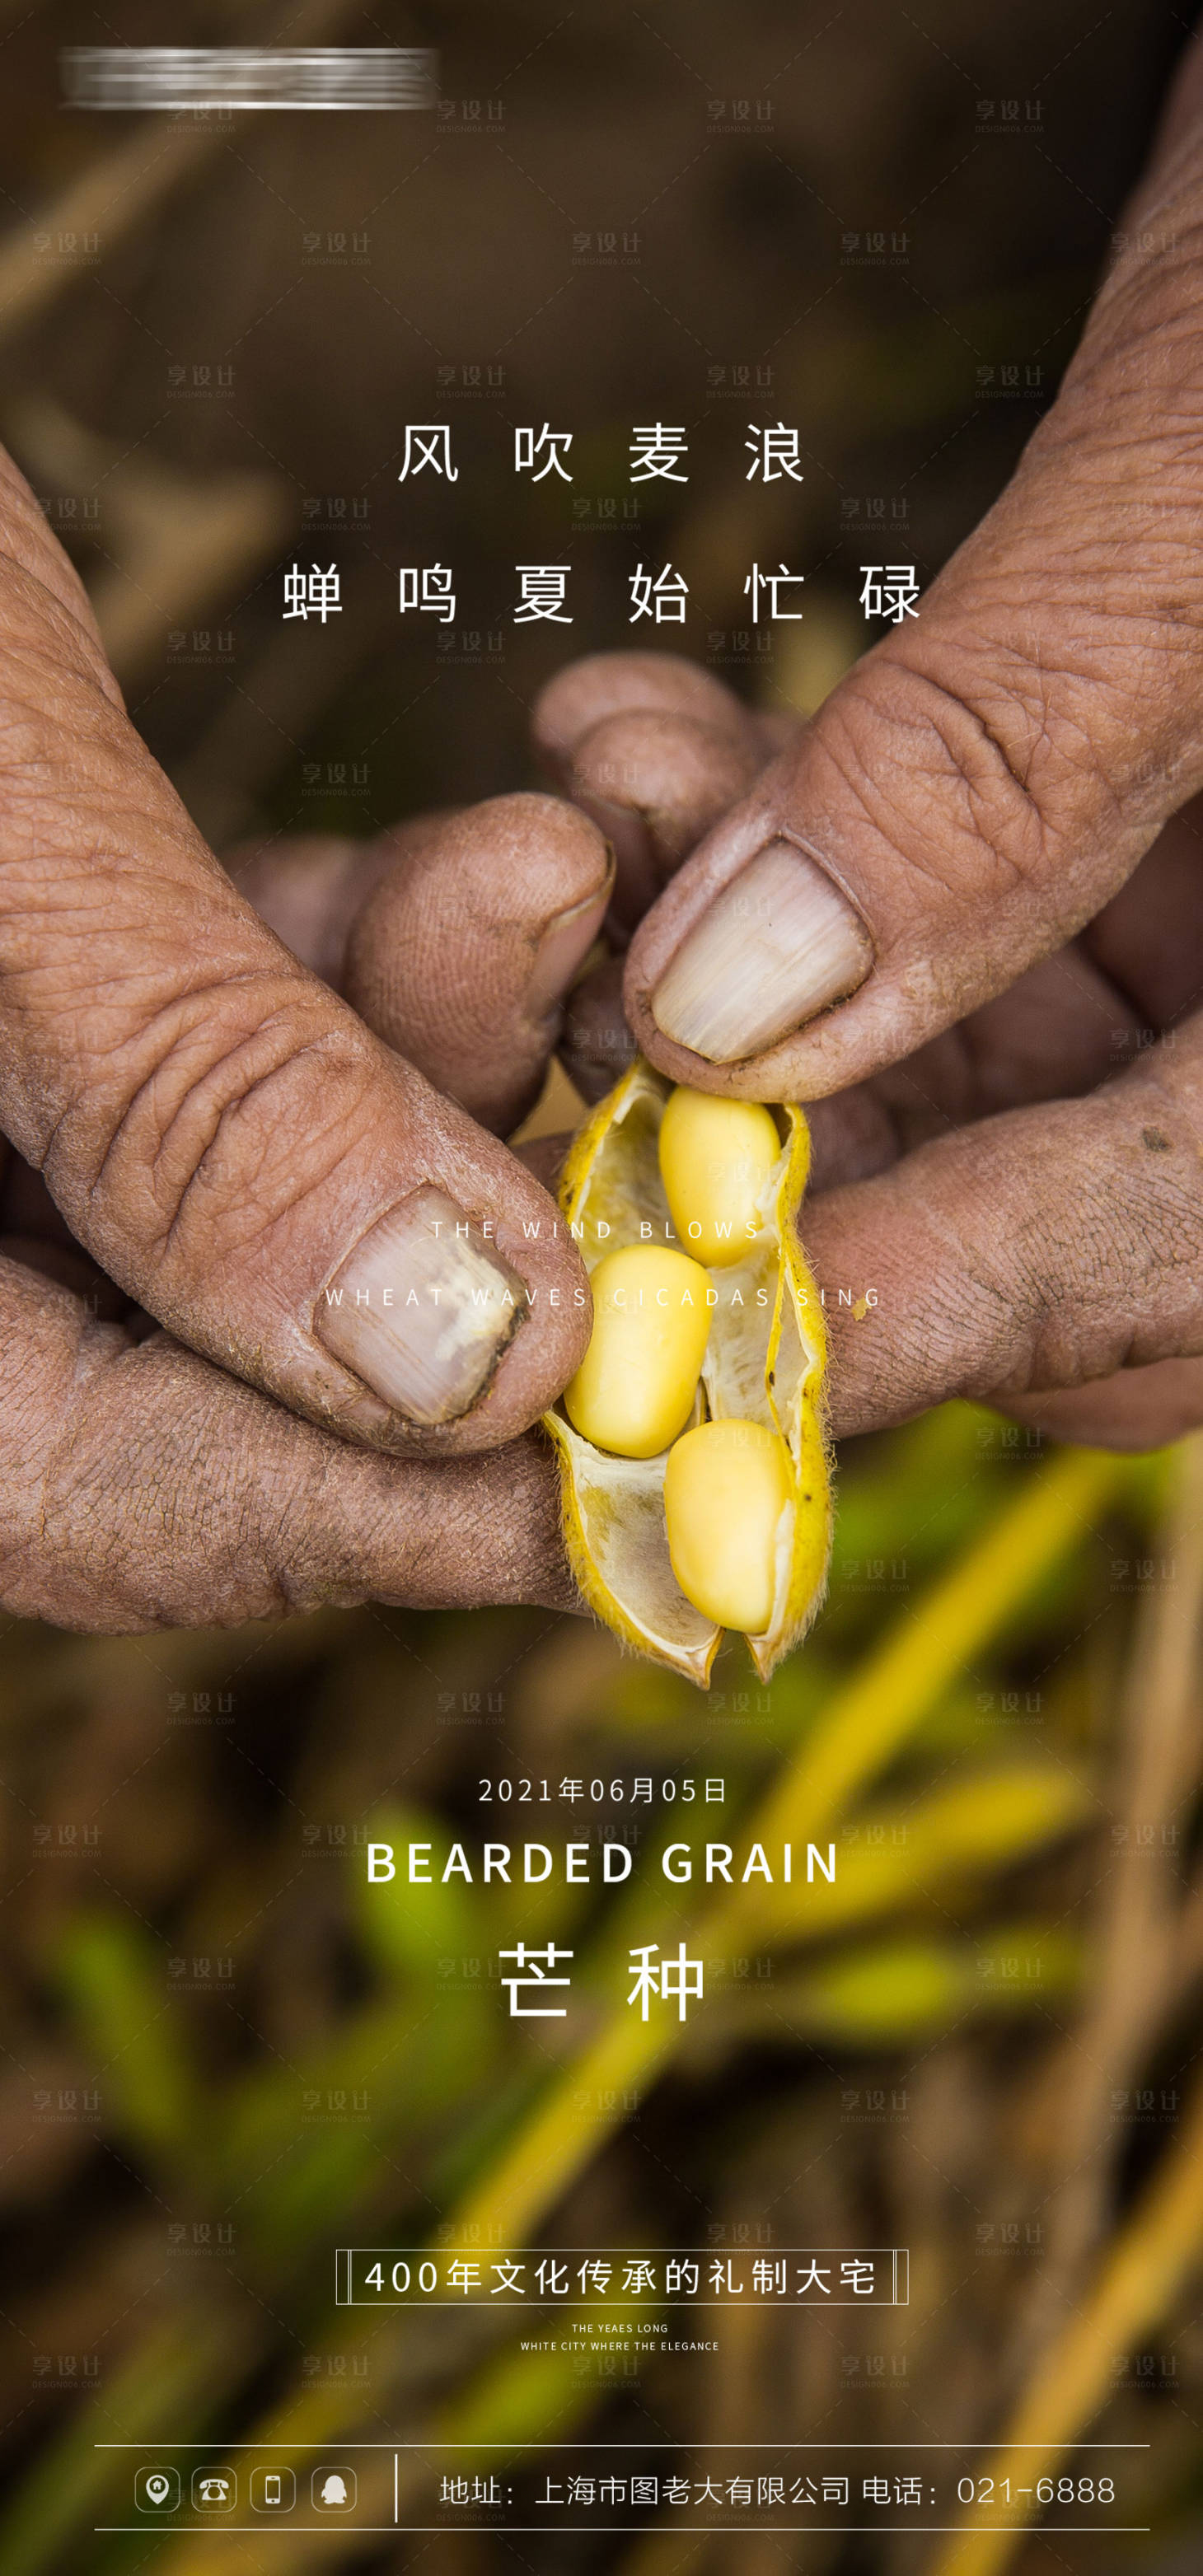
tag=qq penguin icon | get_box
[313,2467,356,2510]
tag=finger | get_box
[1145,17,1203,167]
[0,1130,128,1307]
[1084,791,1203,1036]
[535,653,765,938]
[621,115,1203,1094]
[222,830,403,984]
[227,802,616,1126]
[566,710,762,938]
[805,937,1144,1190]
[339,793,614,1136]
[515,1131,573,1195]
[558,953,637,1103]
[548,923,1144,1178]
[559,919,1136,1149]
[534,651,751,775]
[0,450,589,1452]
[992,1357,1203,1451]
[222,811,471,989]
[0,1256,571,1631]
[801,806,1193,1190]
[0,1233,121,1307]
[550,933,1141,1199]
[806,1018,1203,1444]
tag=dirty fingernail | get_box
[317,1186,523,1424]
[650,839,871,1062]
[525,860,616,1020]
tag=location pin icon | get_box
[147,2476,170,2504]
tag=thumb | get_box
[624,105,1203,1096]
[0,448,588,1452]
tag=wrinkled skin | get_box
[536,658,1203,1456]
[0,456,605,1626]
[536,34,1203,1458]
[4,33,1203,1629]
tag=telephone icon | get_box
[191,2469,237,2510]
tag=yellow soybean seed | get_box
[658,1086,781,1267]
[545,1059,831,1686]
[564,1243,712,1458]
[664,1419,792,1637]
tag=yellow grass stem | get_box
[7,1447,1130,2576]
[452,1447,1126,2244]
[929,2069,1203,2576]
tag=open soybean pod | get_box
[544,1059,831,1686]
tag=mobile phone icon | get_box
[250,2467,297,2512]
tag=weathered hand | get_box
[0,784,616,1629]
[0,442,614,1460]
[528,41,1203,1454]
[0,450,625,1625]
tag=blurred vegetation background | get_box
[0,2,1201,2571]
